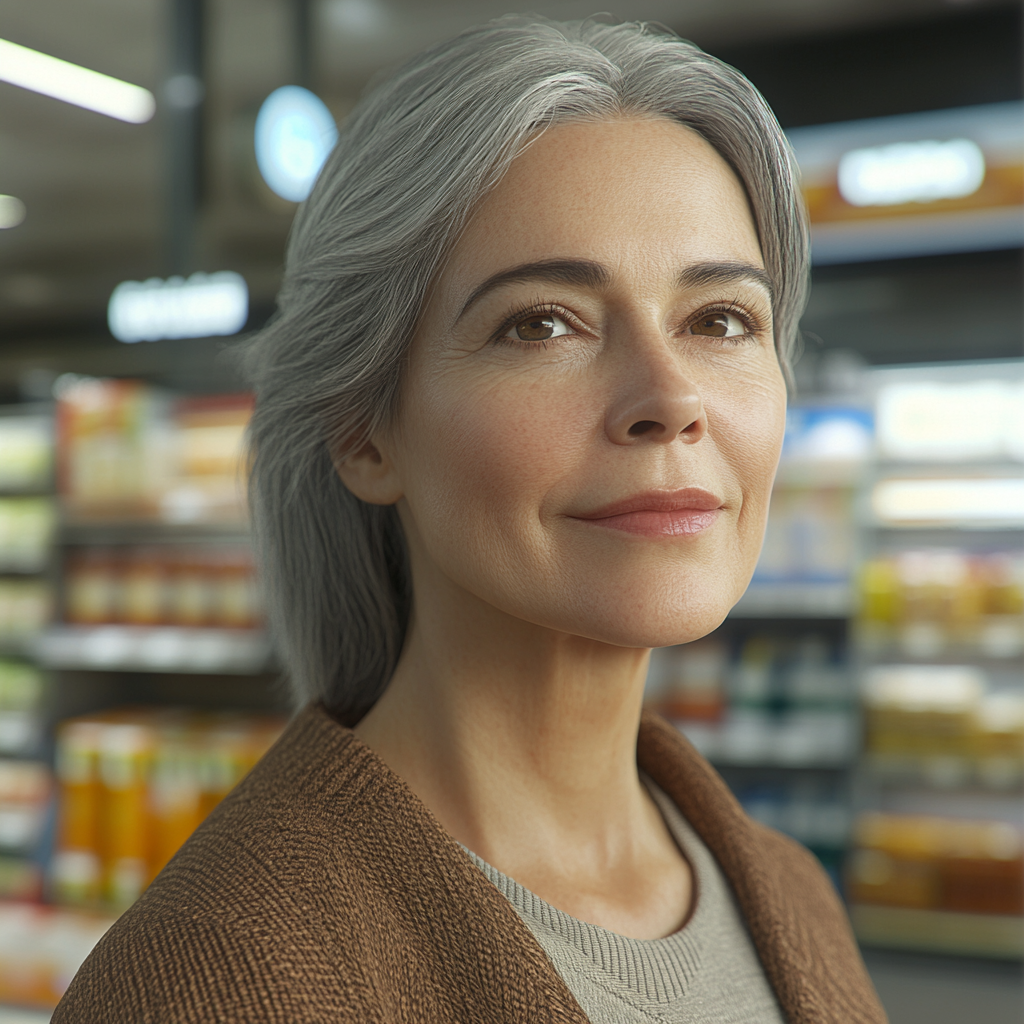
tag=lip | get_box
[569,488,725,538]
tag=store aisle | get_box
[863,948,1023,1024]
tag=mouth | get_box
[568,488,725,538]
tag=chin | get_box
[583,605,733,650]
[535,568,747,649]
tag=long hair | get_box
[242,15,810,722]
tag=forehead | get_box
[443,116,763,300]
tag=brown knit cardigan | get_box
[53,705,887,1024]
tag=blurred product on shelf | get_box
[163,394,254,524]
[757,486,856,584]
[646,633,856,767]
[781,405,874,471]
[735,404,870,616]
[0,500,56,574]
[65,545,261,629]
[56,377,252,524]
[56,378,170,516]
[848,812,1023,917]
[863,664,1024,789]
[0,661,44,756]
[0,581,52,642]
[857,549,1024,658]
[733,777,851,873]
[51,708,285,910]
[0,759,51,901]
[0,416,53,494]
[0,904,113,1012]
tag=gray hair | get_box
[242,15,810,722]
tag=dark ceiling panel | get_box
[707,3,1023,128]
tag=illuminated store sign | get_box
[788,102,1024,264]
[254,86,338,203]
[838,139,985,207]
[108,272,249,343]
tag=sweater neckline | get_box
[462,779,706,1004]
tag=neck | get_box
[353,572,652,873]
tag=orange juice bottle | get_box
[97,718,155,908]
[148,718,203,880]
[52,719,104,905]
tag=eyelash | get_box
[489,299,768,350]
[689,301,769,343]
[489,301,582,350]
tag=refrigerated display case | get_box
[848,359,1024,959]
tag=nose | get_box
[605,343,707,446]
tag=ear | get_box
[333,435,404,506]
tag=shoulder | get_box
[53,706,407,1023]
[54,705,586,1024]
[639,711,887,1024]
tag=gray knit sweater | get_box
[466,779,785,1023]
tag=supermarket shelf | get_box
[870,520,1024,533]
[677,720,857,770]
[712,757,852,771]
[730,581,851,618]
[34,625,273,674]
[59,518,250,545]
[863,753,1024,793]
[0,1007,51,1024]
[850,904,1024,960]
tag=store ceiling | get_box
[0,0,1013,356]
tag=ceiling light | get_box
[326,0,388,37]
[0,37,155,123]
[838,138,985,207]
[108,273,249,343]
[255,86,337,203]
[0,195,26,229]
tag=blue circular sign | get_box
[255,86,338,203]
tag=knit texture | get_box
[53,705,887,1024]
[467,779,785,1022]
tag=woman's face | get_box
[381,116,786,647]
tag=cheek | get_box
[399,368,590,539]
[707,364,786,523]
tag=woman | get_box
[56,16,886,1024]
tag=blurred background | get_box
[0,1,1021,1020]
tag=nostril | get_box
[627,420,659,436]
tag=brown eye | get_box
[690,312,746,338]
[505,313,572,343]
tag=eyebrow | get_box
[458,259,610,320]
[677,261,774,302]
[456,256,774,322]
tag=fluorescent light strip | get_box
[0,37,155,123]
